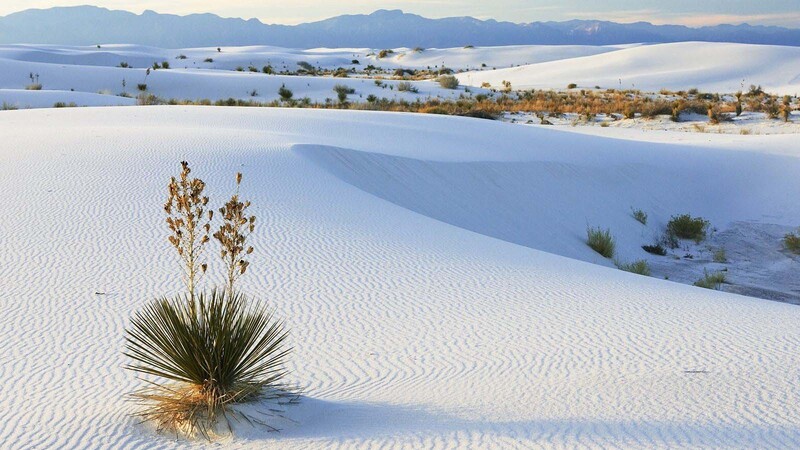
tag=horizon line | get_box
[2,5,799,30]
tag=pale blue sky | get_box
[4,1,800,27]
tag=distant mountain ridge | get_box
[1,6,800,48]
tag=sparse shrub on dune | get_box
[587,226,615,258]
[26,72,42,90]
[333,84,354,103]
[278,84,293,102]
[2,102,18,110]
[437,75,459,90]
[693,270,726,290]
[137,93,162,105]
[616,259,651,276]
[785,231,800,254]
[125,164,293,439]
[631,208,647,225]
[397,81,418,93]
[642,244,667,256]
[667,214,710,243]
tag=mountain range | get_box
[1,6,799,48]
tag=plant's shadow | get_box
[231,396,800,446]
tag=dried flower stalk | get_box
[214,172,255,293]
[165,161,212,300]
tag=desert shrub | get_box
[249,89,259,97]
[397,81,418,93]
[137,93,162,105]
[119,61,129,68]
[1,102,18,110]
[204,58,214,63]
[161,61,170,69]
[458,110,497,120]
[137,83,148,91]
[333,84,354,103]
[177,54,187,60]
[351,59,360,64]
[278,84,293,101]
[125,289,290,438]
[713,248,728,263]
[641,101,672,119]
[693,270,726,290]
[785,231,800,254]
[567,83,577,89]
[248,66,259,73]
[667,214,709,242]
[377,49,394,58]
[587,226,615,258]
[631,208,647,225]
[297,61,315,73]
[707,104,726,124]
[366,94,378,103]
[616,259,651,276]
[437,75,459,89]
[642,244,667,256]
[262,65,274,74]
[25,84,42,90]
[53,102,77,108]
[235,66,244,72]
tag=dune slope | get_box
[458,42,800,94]
[0,107,799,449]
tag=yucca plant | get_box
[125,162,294,439]
[125,289,291,438]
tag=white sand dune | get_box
[1,106,799,448]
[0,55,467,105]
[3,42,797,108]
[382,44,625,70]
[458,42,800,94]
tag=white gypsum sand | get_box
[457,42,800,95]
[0,106,799,448]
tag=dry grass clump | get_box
[126,162,293,439]
[397,81,418,93]
[616,259,651,276]
[587,226,615,258]
[785,231,800,254]
[437,75,459,89]
[631,208,647,225]
[667,214,709,243]
[693,270,726,290]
